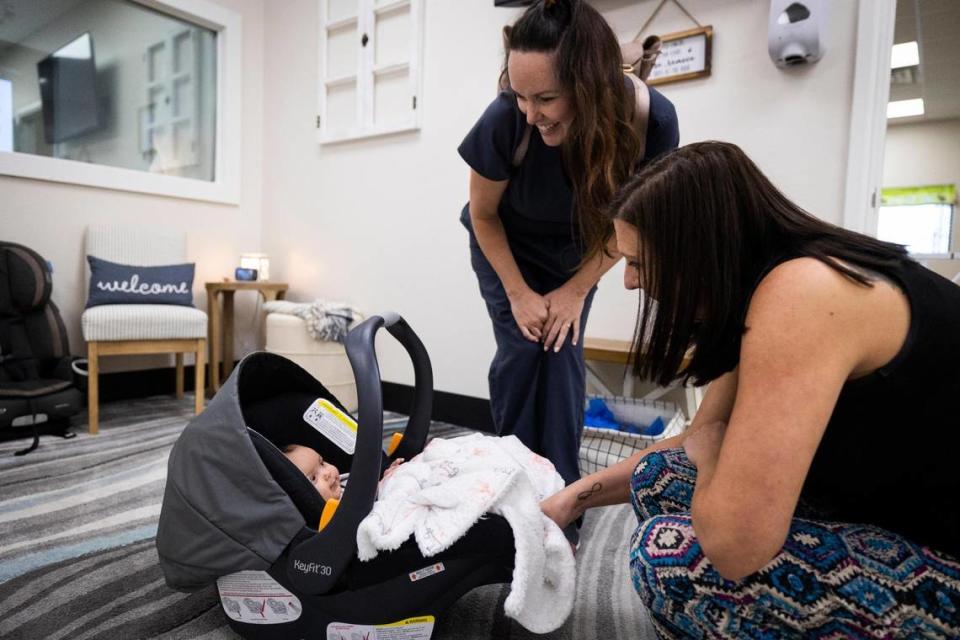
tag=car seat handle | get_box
[287,313,433,594]
[380,315,433,460]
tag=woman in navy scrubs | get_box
[458,0,679,486]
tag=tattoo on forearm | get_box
[577,482,602,502]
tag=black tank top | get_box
[790,258,960,559]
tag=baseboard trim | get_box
[382,382,494,433]
[94,366,495,433]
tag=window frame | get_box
[0,0,242,204]
[317,0,424,144]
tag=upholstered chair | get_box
[81,226,206,433]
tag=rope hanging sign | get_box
[623,0,713,86]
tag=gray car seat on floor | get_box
[0,241,81,454]
[157,314,516,639]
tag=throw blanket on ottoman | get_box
[356,433,576,634]
[262,300,361,343]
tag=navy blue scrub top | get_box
[458,83,679,244]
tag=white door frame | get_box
[842,0,897,235]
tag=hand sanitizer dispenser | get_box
[768,0,826,68]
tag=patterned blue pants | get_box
[629,448,960,639]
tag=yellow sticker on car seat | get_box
[302,398,357,454]
[327,615,435,639]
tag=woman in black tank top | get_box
[542,141,960,638]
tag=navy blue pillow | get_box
[86,256,195,308]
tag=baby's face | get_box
[284,445,342,501]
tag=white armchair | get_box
[81,226,206,433]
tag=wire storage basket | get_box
[578,395,687,476]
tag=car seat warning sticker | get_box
[327,615,435,640]
[303,398,357,454]
[217,571,302,625]
[409,562,445,582]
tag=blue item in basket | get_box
[627,415,665,437]
[586,398,667,436]
[585,398,620,430]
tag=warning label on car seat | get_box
[327,615,435,640]
[217,571,302,625]
[303,398,357,454]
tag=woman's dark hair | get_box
[610,140,909,386]
[501,0,639,264]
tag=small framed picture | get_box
[647,26,713,86]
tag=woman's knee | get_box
[630,448,696,520]
[630,514,704,610]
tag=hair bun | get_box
[542,0,573,12]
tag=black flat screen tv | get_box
[37,32,101,144]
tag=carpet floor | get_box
[0,395,655,639]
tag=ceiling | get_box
[0,0,86,52]
[890,0,960,125]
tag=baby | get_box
[283,444,403,501]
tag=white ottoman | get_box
[265,313,358,412]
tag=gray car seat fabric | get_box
[156,368,307,591]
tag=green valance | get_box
[880,184,956,206]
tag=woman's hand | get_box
[540,485,582,531]
[508,287,550,342]
[683,421,727,470]
[542,285,586,352]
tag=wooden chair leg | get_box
[88,342,99,435]
[194,338,206,414]
[175,353,185,399]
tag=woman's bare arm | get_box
[540,368,737,529]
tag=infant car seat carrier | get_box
[157,314,515,639]
[0,241,81,454]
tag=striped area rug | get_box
[0,396,655,639]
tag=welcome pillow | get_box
[86,256,195,308]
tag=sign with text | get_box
[647,26,713,86]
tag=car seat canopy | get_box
[156,356,331,591]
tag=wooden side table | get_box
[206,280,289,392]
[583,337,635,397]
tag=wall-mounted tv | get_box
[37,32,101,144]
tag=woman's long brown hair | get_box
[501,0,640,266]
[611,141,909,386]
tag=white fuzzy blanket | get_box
[355,434,576,634]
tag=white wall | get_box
[0,0,264,372]
[261,0,861,398]
[883,117,960,278]
[884,118,960,191]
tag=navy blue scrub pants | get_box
[464,211,596,485]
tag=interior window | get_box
[877,185,956,255]
[0,0,217,182]
[877,202,954,254]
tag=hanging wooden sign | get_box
[646,26,713,86]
